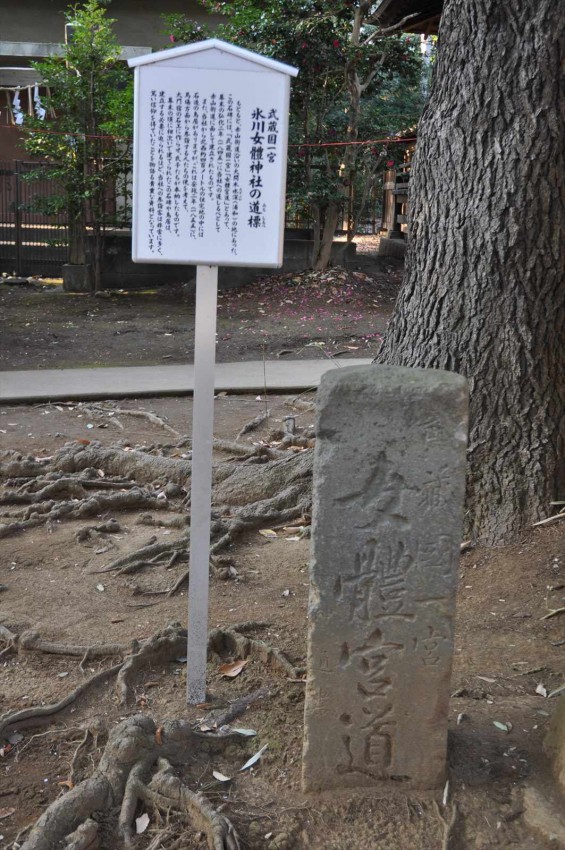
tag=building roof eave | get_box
[374,0,443,34]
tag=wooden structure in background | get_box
[375,0,444,256]
[374,0,442,34]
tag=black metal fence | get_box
[0,159,381,279]
[0,160,68,277]
[0,158,134,277]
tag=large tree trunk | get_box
[377,0,565,545]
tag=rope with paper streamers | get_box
[0,122,416,148]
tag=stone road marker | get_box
[302,365,468,792]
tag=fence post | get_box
[14,161,22,276]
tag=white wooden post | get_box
[187,265,218,704]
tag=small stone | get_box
[248,821,263,837]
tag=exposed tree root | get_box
[0,441,313,584]
[284,397,316,413]
[0,488,172,539]
[1,622,292,731]
[0,660,124,739]
[84,405,181,438]
[116,623,186,705]
[236,409,270,440]
[0,477,89,505]
[19,715,245,850]
[205,687,270,729]
[4,488,168,522]
[212,449,312,507]
[139,760,241,850]
[0,453,50,479]
[99,537,188,575]
[228,621,270,634]
[136,513,188,529]
[20,714,157,850]
[68,728,93,787]
[63,818,100,850]
[51,442,192,485]
[43,440,313,506]
[75,519,123,544]
[0,516,46,538]
[208,628,303,680]
[14,620,292,850]
[0,625,18,660]
[2,614,301,848]
[2,474,138,504]
[12,629,135,661]
[99,476,310,594]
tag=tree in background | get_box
[377,0,565,544]
[164,1,423,268]
[24,0,133,292]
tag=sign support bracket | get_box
[187,264,218,704]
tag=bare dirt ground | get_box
[1,244,565,849]
[0,242,402,371]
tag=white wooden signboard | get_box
[129,41,297,705]
[130,40,297,267]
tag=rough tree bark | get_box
[377,0,565,544]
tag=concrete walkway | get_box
[0,359,372,403]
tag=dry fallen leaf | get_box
[535,683,548,697]
[219,658,249,678]
[239,743,269,772]
[0,807,15,819]
[259,529,277,539]
[212,770,232,782]
[136,812,150,834]
[58,780,74,790]
[155,726,164,745]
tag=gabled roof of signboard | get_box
[128,38,298,76]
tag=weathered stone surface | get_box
[302,365,468,792]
